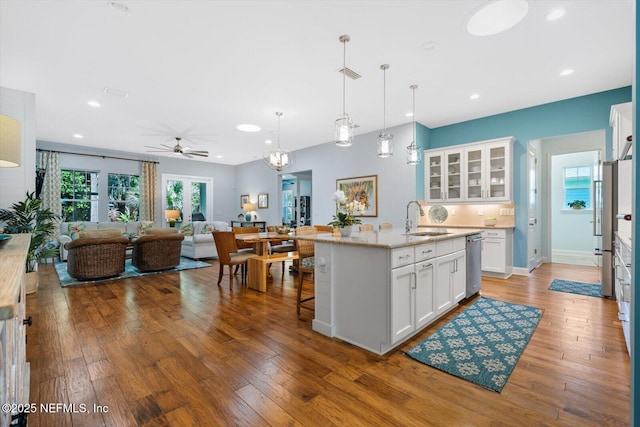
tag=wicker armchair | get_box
[131,230,185,272]
[65,233,129,280]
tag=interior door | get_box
[162,174,213,224]
[527,142,539,271]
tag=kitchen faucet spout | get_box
[405,201,425,233]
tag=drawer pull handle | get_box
[422,250,433,254]
[23,316,32,326]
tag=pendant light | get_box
[335,35,354,147]
[377,64,393,158]
[263,112,294,171]
[406,85,422,165]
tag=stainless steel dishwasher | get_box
[466,233,483,298]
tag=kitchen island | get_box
[295,228,481,355]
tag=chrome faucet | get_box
[405,201,425,233]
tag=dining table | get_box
[234,232,299,292]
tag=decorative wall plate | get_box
[428,205,448,224]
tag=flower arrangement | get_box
[328,190,363,228]
[568,200,586,209]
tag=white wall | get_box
[550,150,598,263]
[540,130,605,262]
[235,123,417,228]
[0,86,36,209]
[36,141,236,224]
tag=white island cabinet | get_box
[302,230,478,355]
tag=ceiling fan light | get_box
[467,0,529,36]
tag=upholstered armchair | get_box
[65,229,129,280]
[131,229,185,272]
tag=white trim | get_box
[512,267,529,276]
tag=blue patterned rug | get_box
[55,257,211,287]
[405,297,542,392]
[548,279,602,297]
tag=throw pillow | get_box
[200,223,215,234]
[138,221,154,235]
[180,222,194,236]
[69,223,87,240]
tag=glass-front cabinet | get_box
[425,137,513,204]
[426,152,444,202]
[425,149,464,203]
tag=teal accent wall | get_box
[416,122,431,199]
[423,87,632,269]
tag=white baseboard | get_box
[551,249,599,267]
[512,267,529,276]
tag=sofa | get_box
[57,221,152,261]
[179,221,231,259]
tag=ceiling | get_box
[0,1,633,165]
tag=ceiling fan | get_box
[145,137,209,158]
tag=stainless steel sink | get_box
[406,231,451,237]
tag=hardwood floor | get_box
[25,261,630,426]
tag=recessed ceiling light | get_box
[73,134,83,139]
[237,124,261,132]
[467,0,529,36]
[470,93,480,100]
[87,100,101,108]
[406,112,414,117]
[216,155,222,159]
[421,41,436,51]
[108,1,131,15]
[546,9,565,21]
[265,139,272,144]
[560,68,574,76]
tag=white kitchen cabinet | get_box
[610,102,632,160]
[481,228,513,278]
[390,249,436,345]
[425,148,464,203]
[435,249,466,315]
[425,136,513,204]
[313,232,471,355]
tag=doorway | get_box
[161,174,213,225]
[538,130,605,267]
[280,170,312,227]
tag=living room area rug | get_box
[55,257,211,287]
[548,279,603,297]
[405,297,542,393]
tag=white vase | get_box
[340,226,352,237]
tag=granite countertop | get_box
[420,224,515,230]
[294,228,482,249]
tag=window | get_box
[61,169,99,222]
[563,165,592,208]
[108,173,140,221]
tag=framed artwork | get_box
[240,194,250,209]
[336,174,378,217]
[258,193,269,209]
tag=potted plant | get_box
[328,190,363,237]
[0,192,60,292]
[567,200,587,210]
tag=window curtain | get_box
[38,151,62,217]
[139,161,156,221]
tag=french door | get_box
[161,174,213,224]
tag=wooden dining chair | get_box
[212,231,256,288]
[294,226,317,314]
[267,226,294,275]
[379,222,393,231]
[232,227,260,252]
[359,224,374,232]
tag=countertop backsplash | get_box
[418,203,516,228]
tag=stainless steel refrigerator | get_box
[593,160,617,297]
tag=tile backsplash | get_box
[418,203,515,228]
